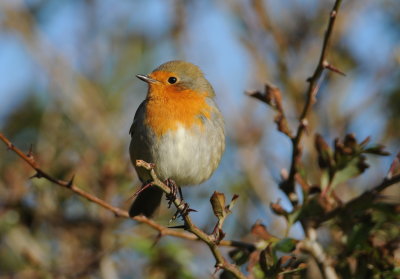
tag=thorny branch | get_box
[0,133,251,279]
[135,160,247,279]
[281,0,344,199]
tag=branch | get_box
[319,173,400,224]
[0,133,251,278]
[136,161,247,279]
[281,0,344,198]
[299,228,338,279]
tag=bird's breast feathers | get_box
[144,92,212,137]
[148,119,224,185]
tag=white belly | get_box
[131,118,225,186]
[152,124,224,185]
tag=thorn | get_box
[169,203,194,223]
[170,209,180,222]
[360,136,371,146]
[300,119,309,134]
[323,61,346,76]
[387,152,400,179]
[128,182,153,201]
[67,175,75,187]
[213,263,223,275]
[167,225,187,229]
[151,232,163,248]
[27,144,34,158]
[29,172,42,179]
[6,143,14,150]
[215,228,226,244]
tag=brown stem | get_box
[281,0,344,199]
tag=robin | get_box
[129,60,225,217]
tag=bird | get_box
[129,60,225,217]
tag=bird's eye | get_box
[168,77,177,84]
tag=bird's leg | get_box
[165,178,180,208]
[164,178,197,223]
[178,186,184,201]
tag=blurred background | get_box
[0,0,399,278]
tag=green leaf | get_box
[228,248,251,266]
[287,208,302,225]
[259,246,278,277]
[331,156,368,187]
[364,145,390,156]
[346,221,373,252]
[320,169,330,190]
[274,238,298,253]
[219,270,237,279]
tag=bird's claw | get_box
[170,202,197,223]
[165,178,179,208]
[164,178,197,223]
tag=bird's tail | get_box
[129,186,164,218]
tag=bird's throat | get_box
[145,91,212,137]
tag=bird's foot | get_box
[164,178,197,223]
[165,178,182,208]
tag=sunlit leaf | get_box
[274,238,298,253]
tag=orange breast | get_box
[145,86,212,137]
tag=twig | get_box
[281,0,344,198]
[0,133,250,279]
[319,173,400,224]
[299,228,338,279]
[247,82,293,138]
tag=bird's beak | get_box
[136,74,159,84]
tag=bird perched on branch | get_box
[129,60,225,217]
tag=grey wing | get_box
[129,100,153,182]
[129,100,147,136]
